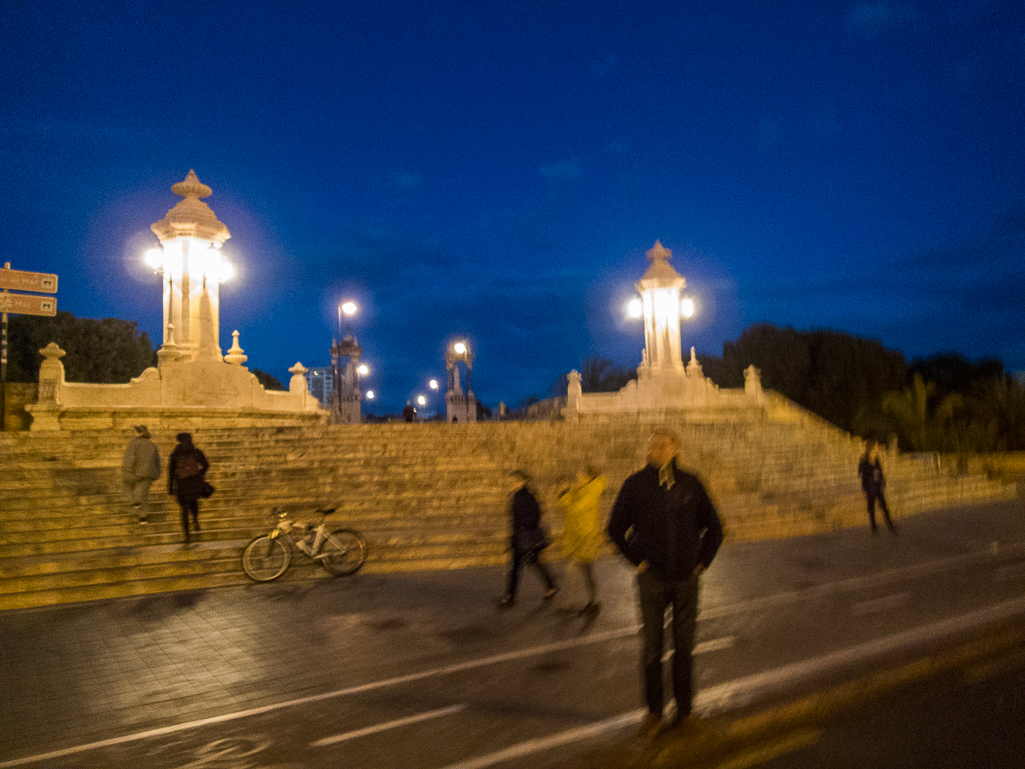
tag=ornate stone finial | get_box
[39,342,66,361]
[151,170,230,244]
[224,330,248,366]
[171,169,213,200]
[289,362,310,395]
[646,240,672,262]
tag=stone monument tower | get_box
[150,170,232,362]
[445,341,476,423]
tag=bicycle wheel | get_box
[242,535,290,581]
[318,528,367,576]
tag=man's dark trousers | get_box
[638,569,699,716]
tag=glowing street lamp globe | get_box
[416,394,427,407]
[681,297,695,319]
[626,297,643,319]
[453,341,467,355]
[428,378,439,390]
[144,247,164,270]
[341,301,358,317]
[365,390,375,400]
[357,364,369,376]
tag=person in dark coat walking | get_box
[168,432,210,544]
[858,440,896,534]
[607,427,724,737]
[499,470,558,608]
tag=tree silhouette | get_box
[6,311,155,384]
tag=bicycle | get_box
[242,507,367,581]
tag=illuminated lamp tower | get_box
[149,170,232,363]
[635,240,686,380]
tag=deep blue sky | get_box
[3,1,1023,414]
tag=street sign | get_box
[0,292,57,316]
[0,268,58,293]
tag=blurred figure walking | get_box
[499,470,558,608]
[122,425,161,523]
[557,466,607,614]
[168,432,210,545]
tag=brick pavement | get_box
[1,498,1022,767]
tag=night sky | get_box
[3,1,1023,415]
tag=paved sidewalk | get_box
[1,498,1022,766]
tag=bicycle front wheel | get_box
[242,535,290,581]
[319,528,367,576]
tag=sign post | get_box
[1,264,59,431]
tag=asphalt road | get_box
[1,499,1023,768]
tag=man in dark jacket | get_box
[499,470,558,608]
[607,427,724,736]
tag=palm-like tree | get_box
[882,375,962,451]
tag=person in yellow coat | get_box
[557,467,608,614]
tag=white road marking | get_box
[663,635,737,661]
[700,541,1025,621]
[850,592,911,616]
[310,704,466,747]
[434,596,1025,769]
[4,565,1023,769]
[438,710,644,769]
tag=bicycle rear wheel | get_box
[319,528,367,576]
[242,535,290,581]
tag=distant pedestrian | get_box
[122,425,161,523]
[499,470,558,608]
[858,440,897,534]
[607,427,724,737]
[557,466,607,614]
[403,401,416,422]
[168,432,210,545]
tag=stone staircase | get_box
[0,417,1015,610]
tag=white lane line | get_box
[700,542,1025,621]
[310,704,466,747]
[850,592,911,617]
[435,595,1025,769]
[0,628,637,768]
[663,635,738,662]
[438,710,644,769]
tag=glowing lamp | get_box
[681,297,695,318]
[626,297,643,319]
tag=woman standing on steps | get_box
[858,440,897,534]
[168,432,210,545]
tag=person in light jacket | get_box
[557,467,607,614]
[122,425,161,523]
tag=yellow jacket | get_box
[557,475,608,562]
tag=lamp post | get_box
[331,300,363,424]
[444,339,476,423]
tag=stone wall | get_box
[2,383,36,432]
